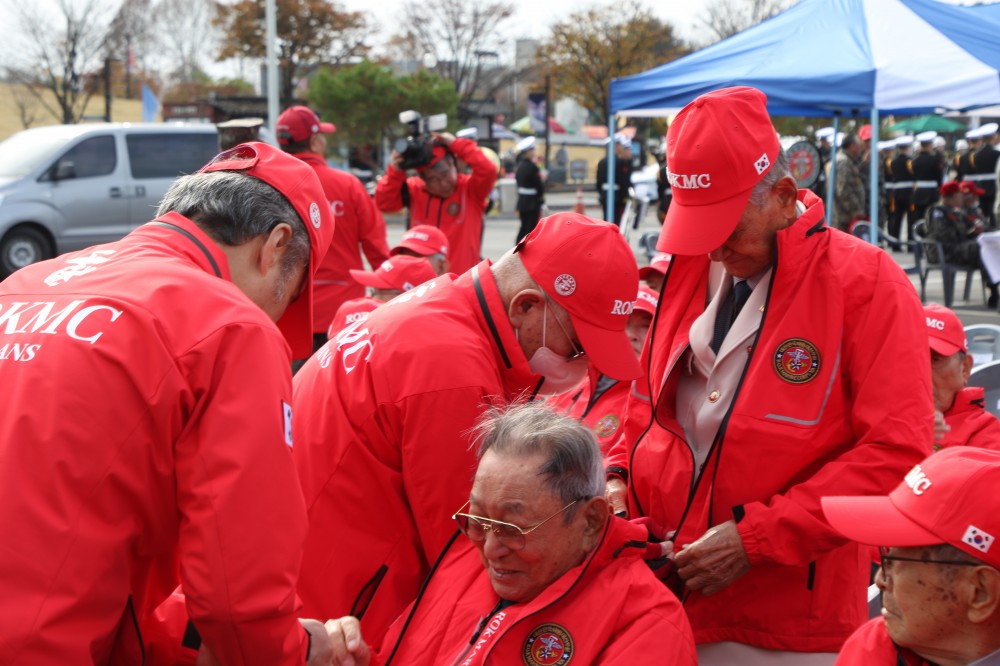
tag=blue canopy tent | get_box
[604,0,1000,242]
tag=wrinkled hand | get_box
[606,478,628,517]
[389,150,405,170]
[674,520,751,596]
[933,409,950,442]
[326,617,371,666]
[302,618,337,666]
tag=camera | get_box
[394,110,448,170]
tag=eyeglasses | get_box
[878,546,981,577]
[452,499,580,551]
[544,296,586,360]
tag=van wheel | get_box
[1,226,53,277]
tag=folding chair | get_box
[639,231,660,262]
[914,220,978,308]
[968,360,1000,419]
[965,324,1000,369]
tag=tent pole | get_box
[606,114,616,225]
[826,116,839,223]
[869,108,880,245]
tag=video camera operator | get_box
[375,114,498,275]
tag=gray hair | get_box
[925,543,984,583]
[473,402,604,515]
[747,149,791,208]
[157,171,310,280]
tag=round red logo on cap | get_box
[773,338,820,383]
[522,623,573,665]
[309,202,322,229]
[553,274,576,297]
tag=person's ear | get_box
[257,222,294,277]
[774,176,799,217]
[962,353,974,383]
[579,496,609,553]
[507,289,544,328]
[966,566,1000,624]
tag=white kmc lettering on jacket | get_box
[0,300,123,345]
[460,611,507,666]
[611,299,635,315]
[335,319,374,375]
[667,172,711,189]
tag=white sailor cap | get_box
[955,138,969,151]
[967,122,999,139]
[815,127,835,140]
[515,136,536,153]
[932,136,946,149]
[613,132,632,148]
[894,135,915,148]
[456,127,478,140]
[834,131,845,147]
[916,130,937,143]
[877,140,895,151]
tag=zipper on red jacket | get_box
[447,598,512,666]
[579,377,617,421]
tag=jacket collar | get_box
[136,212,232,281]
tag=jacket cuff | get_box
[606,466,628,484]
[735,506,764,566]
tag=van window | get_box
[60,136,117,179]
[126,133,220,179]
[0,132,77,179]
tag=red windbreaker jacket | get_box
[374,518,696,666]
[0,214,309,665]
[835,618,929,665]
[545,365,633,453]
[292,261,539,647]
[297,153,389,333]
[375,137,497,274]
[606,191,934,652]
[939,386,1000,451]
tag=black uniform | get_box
[655,164,672,224]
[515,156,545,241]
[969,143,1000,227]
[909,149,945,225]
[596,156,632,226]
[887,152,914,244]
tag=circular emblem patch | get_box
[773,338,821,383]
[553,274,576,297]
[523,623,573,665]
[593,414,620,438]
[446,202,461,217]
[309,201,322,229]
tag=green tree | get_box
[309,60,457,163]
[537,1,688,126]
[215,0,369,102]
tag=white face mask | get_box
[527,301,589,394]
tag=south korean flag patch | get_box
[283,401,294,449]
[962,525,994,554]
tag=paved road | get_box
[384,189,1000,327]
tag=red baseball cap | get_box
[327,296,381,339]
[822,447,1000,568]
[199,142,335,359]
[924,303,967,356]
[940,181,961,197]
[658,86,781,256]
[515,213,641,381]
[390,225,450,257]
[638,252,672,280]
[634,284,659,316]
[959,180,986,197]
[276,106,335,145]
[858,124,872,141]
[416,146,449,172]
[349,255,436,292]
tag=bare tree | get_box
[152,0,220,85]
[8,81,43,129]
[106,0,157,95]
[389,0,515,123]
[5,0,116,124]
[699,0,792,43]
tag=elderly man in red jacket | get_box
[293,213,642,649]
[324,402,697,666]
[605,87,933,664]
[0,143,336,665]
[375,132,497,275]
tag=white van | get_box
[0,123,221,277]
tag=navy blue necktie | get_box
[710,280,752,354]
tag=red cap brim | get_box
[821,495,941,547]
[574,319,642,381]
[657,186,755,255]
[319,121,336,134]
[276,283,313,359]
[349,268,394,290]
[929,337,964,356]
[638,265,665,280]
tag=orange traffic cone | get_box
[574,187,586,215]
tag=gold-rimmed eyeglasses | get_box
[452,499,581,551]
